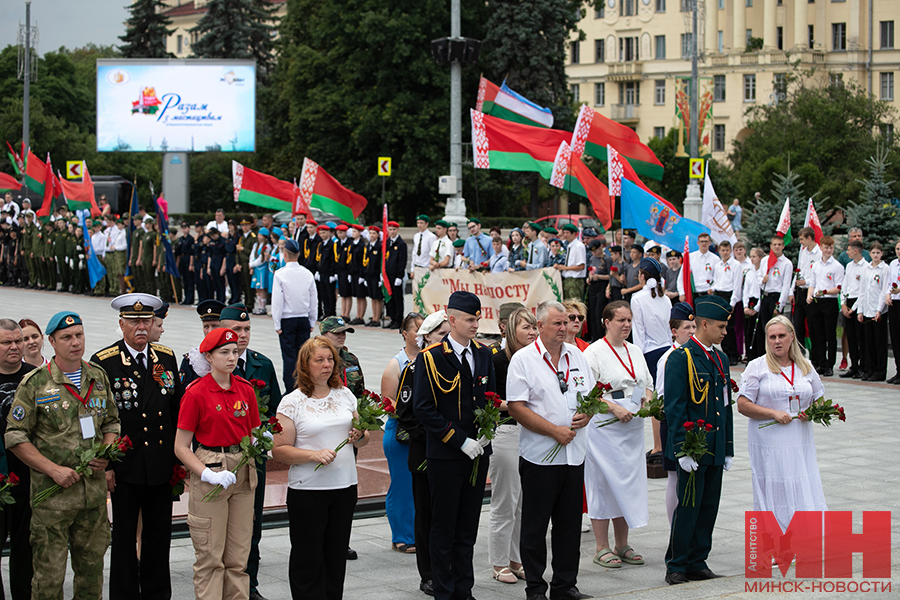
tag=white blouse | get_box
[583,339,653,414]
[852,261,890,317]
[630,282,673,354]
[738,357,825,418]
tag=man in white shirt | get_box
[731,242,753,359]
[410,214,436,279]
[791,227,821,355]
[805,236,843,376]
[429,220,453,270]
[689,233,721,295]
[838,239,868,379]
[2,193,19,223]
[758,236,793,328]
[205,208,229,236]
[507,301,594,600]
[271,238,318,392]
[557,224,586,301]
[711,240,742,361]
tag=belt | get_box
[199,443,242,453]
[765,292,780,298]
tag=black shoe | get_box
[526,595,548,600]
[821,368,833,377]
[886,374,899,384]
[852,371,865,379]
[868,371,886,382]
[347,547,358,560]
[665,571,689,585]
[549,587,592,600]
[686,568,724,580]
[860,372,872,381]
[839,368,858,379]
[249,592,269,600]
[388,322,401,329]
[419,580,434,596]
[350,318,365,325]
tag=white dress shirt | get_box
[889,259,900,301]
[763,254,794,309]
[852,261,890,317]
[206,220,229,235]
[712,256,742,298]
[446,334,474,375]
[506,337,595,466]
[124,341,149,366]
[430,236,453,267]
[91,230,108,258]
[411,229,437,269]
[842,258,868,300]
[271,262,318,330]
[630,282,673,353]
[796,244,822,290]
[740,265,763,310]
[808,256,844,299]
[563,238,586,278]
[688,250,721,293]
[108,227,128,251]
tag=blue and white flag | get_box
[79,210,107,289]
[497,80,555,128]
[620,178,710,252]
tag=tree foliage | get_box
[189,0,277,81]
[119,0,173,59]
[845,146,900,246]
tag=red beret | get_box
[336,224,349,231]
[317,224,330,231]
[387,221,400,228]
[351,224,364,231]
[306,219,318,227]
[199,328,239,353]
[368,225,381,233]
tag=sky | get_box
[1,1,130,54]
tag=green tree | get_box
[119,0,173,59]
[845,146,900,247]
[189,0,277,81]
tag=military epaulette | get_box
[150,343,174,356]
[491,345,499,355]
[95,346,120,361]
[423,342,442,352]
[18,366,45,387]
[472,339,483,348]
[442,341,453,354]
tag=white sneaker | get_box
[581,514,591,533]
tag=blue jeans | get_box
[383,418,415,545]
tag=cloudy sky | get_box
[1,1,130,53]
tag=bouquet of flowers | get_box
[314,390,388,471]
[675,420,712,507]
[468,392,510,485]
[635,389,665,421]
[247,378,270,420]
[170,465,188,497]
[543,382,611,462]
[758,397,846,429]
[33,435,133,507]
[0,472,19,510]
[204,416,284,501]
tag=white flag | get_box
[701,166,737,245]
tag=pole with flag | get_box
[79,210,107,289]
[36,153,61,222]
[767,198,792,274]
[681,235,694,306]
[150,182,180,300]
[803,198,823,243]
[123,179,139,293]
[380,203,391,305]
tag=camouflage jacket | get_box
[339,347,365,399]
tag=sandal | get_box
[391,542,416,554]
[492,567,517,584]
[592,548,621,568]
[615,544,644,565]
[509,565,526,580]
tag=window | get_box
[655,80,666,104]
[656,0,666,11]
[680,0,691,11]
[777,0,783,5]
[881,124,894,144]
[595,83,606,106]
[882,72,894,101]
[571,42,580,64]
[714,75,726,101]
[774,73,787,97]
[808,25,815,48]
[595,39,606,63]
[620,0,636,16]
[777,27,783,50]
[176,34,183,55]
[829,73,843,87]
[746,29,753,44]
[718,0,725,8]
[714,124,726,152]
[655,35,666,59]
[832,23,846,50]
[654,127,666,139]
[682,33,693,58]
[571,84,580,103]
[717,30,724,52]
[620,37,639,61]
[881,21,894,49]
[619,82,641,105]
[743,74,756,101]
[595,6,605,18]
[746,0,753,6]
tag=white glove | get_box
[394,278,402,286]
[263,431,274,441]
[201,468,237,489]
[724,456,733,471]
[678,457,699,472]
[477,436,490,448]
[347,275,352,283]
[314,272,321,281]
[460,438,484,460]
[329,275,337,283]
[358,277,366,286]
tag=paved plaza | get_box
[0,288,898,599]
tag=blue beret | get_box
[325,221,337,230]
[283,238,300,253]
[258,227,270,237]
[447,291,481,317]
[639,257,662,277]
[694,295,732,322]
[220,303,250,322]
[47,311,82,336]
[670,301,694,321]
[272,228,284,239]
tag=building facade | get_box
[160,0,287,58]
[566,0,898,158]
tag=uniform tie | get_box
[417,234,423,256]
[136,352,146,371]
[238,358,246,376]
[461,348,471,377]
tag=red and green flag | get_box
[232,161,296,212]
[24,149,47,196]
[297,158,367,224]
[681,235,695,306]
[475,76,555,128]
[58,162,102,217]
[571,104,664,181]
[549,141,612,231]
[0,172,20,192]
[6,141,24,176]
[35,153,61,220]
[471,109,571,180]
[766,198,792,274]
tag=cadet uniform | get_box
[208,230,227,303]
[237,221,255,306]
[384,224,408,327]
[174,227,195,305]
[179,300,226,388]
[317,225,338,318]
[91,294,183,600]
[22,217,36,287]
[5,312,120,600]
[53,224,70,292]
[663,295,734,584]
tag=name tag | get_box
[789,394,800,416]
[79,414,95,439]
[629,386,644,412]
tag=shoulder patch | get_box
[150,343,174,356]
[442,341,453,354]
[491,346,499,355]
[472,339,483,348]
[423,342,442,352]
[95,346,120,361]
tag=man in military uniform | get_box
[52,219,70,292]
[179,299,226,387]
[207,226,227,303]
[90,294,182,600]
[663,295,734,585]
[237,218,255,306]
[317,222,338,318]
[384,221,408,329]
[218,303,281,600]
[320,316,365,397]
[413,291,495,600]
[130,216,146,293]
[6,311,120,600]
[21,210,36,288]
[174,222,195,305]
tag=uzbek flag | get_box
[571,104,664,181]
[476,76,554,128]
[58,162,102,217]
[549,141,612,231]
[297,158,367,224]
[470,109,571,180]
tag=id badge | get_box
[79,414,96,439]
[629,386,644,412]
[788,394,801,416]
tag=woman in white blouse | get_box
[273,336,370,600]
[736,315,827,533]
[583,301,653,569]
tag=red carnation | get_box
[7,472,18,486]
[610,266,618,272]
[705,423,713,432]
[683,421,695,431]
[836,285,842,290]
[486,392,502,408]
[794,268,801,273]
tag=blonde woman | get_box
[562,300,590,351]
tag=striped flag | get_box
[381,204,391,302]
[682,235,695,306]
[803,198,823,243]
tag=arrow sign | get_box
[378,157,391,177]
[689,158,704,179]
[66,160,84,179]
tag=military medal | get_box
[125,401,132,410]
[161,388,167,395]
[216,405,222,411]
[62,401,69,409]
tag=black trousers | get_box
[387,278,404,324]
[246,460,267,593]
[428,457,489,600]
[665,464,723,573]
[411,471,433,583]
[178,259,194,304]
[792,287,810,342]
[587,281,608,342]
[279,317,311,392]
[0,489,33,600]
[862,316,888,375]
[109,480,174,600]
[890,302,900,372]
[757,292,781,343]
[844,299,865,371]
[287,485,357,600]
[320,277,337,317]
[809,298,838,369]
[518,459,583,597]
[715,291,739,360]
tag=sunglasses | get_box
[568,314,585,322]
[557,371,569,394]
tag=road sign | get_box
[66,161,84,179]
[689,158,704,179]
[378,157,391,177]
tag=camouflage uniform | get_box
[5,360,120,600]
[339,347,365,398]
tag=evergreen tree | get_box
[846,146,900,247]
[119,0,173,59]
[189,0,277,81]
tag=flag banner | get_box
[702,166,737,245]
[411,266,563,335]
[620,178,709,252]
[6,141,24,176]
[471,109,571,179]
[767,197,792,274]
[381,203,391,302]
[154,195,180,279]
[37,154,61,220]
[611,143,681,215]
[607,144,623,197]
[124,183,139,292]
[475,76,554,128]
[571,104,664,180]
[0,172,20,192]
[292,177,310,217]
[674,77,714,158]
[681,235,695,306]
[804,198,823,243]
[232,161,294,212]
[25,150,47,196]
[475,76,499,113]
[549,141,613,231]
[58,162,102,216]
[79,210,107,289]
[296,157,367,224]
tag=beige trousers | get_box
[188,448,258,600]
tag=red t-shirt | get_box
[178,373,261,447]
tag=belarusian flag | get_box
[58,162,102,217]
[36,153,61,220]
[232,161,295,212]
[0,172,20,192]
[803,197,823,243]
[6,141,24,176]
[475,76,554,128]
[549,141,612,231]
[297,158,367,224]
[471,109,570,179]
[24,149,47,196]
[608,143,680,214]
[681,235,695,306]
[380,203,391,302]
[767,198,792,273]
[571,105,664,180]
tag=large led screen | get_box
[96,59,256,152]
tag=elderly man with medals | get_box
[91,293,184,600]
[662,295,735,584]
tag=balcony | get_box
[611,104,640,124]
[741,53,759,65]
[607,62,643,82]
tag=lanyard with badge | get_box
[780,361,801,415]
[537,341,571,400]
[603,338,643,409]
[62,381,97,439]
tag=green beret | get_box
[467,218,481,225]
[543,226,558,235]
[448,222,458,228]
[452,238,465,248]
[417,214,430,223]
[498,302,524,322]
[46,311,82,336]
[525,221,541,232]
[435,220,450,228]
[561,223,578,233]
[694,295,732,322]
[219,303,250,322]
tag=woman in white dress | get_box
[737,315,827,533]
[583,300,653,568]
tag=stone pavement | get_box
[1,288,898,599]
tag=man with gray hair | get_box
[507,301,595,600]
